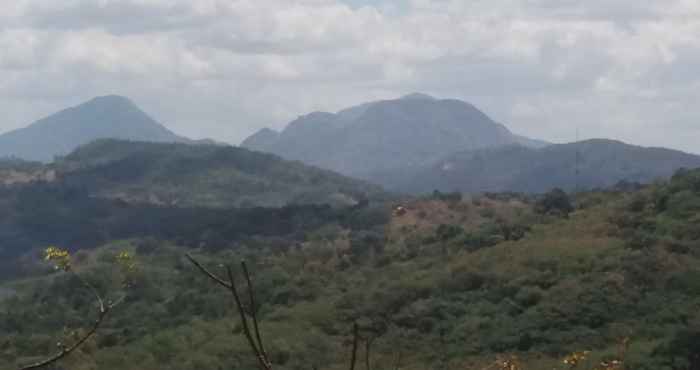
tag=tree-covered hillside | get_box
[53,139,388,208]
[380,139,700,194]
[4,169,700,369]
[0,181,388,280]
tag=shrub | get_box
[536,188,574,217]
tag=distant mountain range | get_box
[376,139,700,194]
[243,93,700,193]
[0,95,189,162]
[3,93,699,197]
[242,93,549,180]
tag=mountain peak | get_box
[90,94,132,102]
[84,95,136,107]
[399,92,436,101]
[0,95,189,162]
[240,128,280,149]
[242,93,544,180]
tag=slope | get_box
[0,95,188,162]
[5,171,700,369]
[241,93,546,180]
[54,139,387,208]
[384,139,700,194]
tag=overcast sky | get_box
[1,0,699,152]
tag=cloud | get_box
[0,0,699,153]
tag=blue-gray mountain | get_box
[378,139,700,194]
[242,93,548,181]
[0,95,188,162]
[243,94,700,194]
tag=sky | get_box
[1,0,700,152]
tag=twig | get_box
[242,261,269,362]
[227,265,271,370]
[19,277,123,370]
[392,350,403,370]
[187,255,370,370]
[186,254,271,370]
[364,336,375,370]
[349,323,359,370]
[185,253,232,290]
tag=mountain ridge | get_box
[241,94,548,180]
[0,95,189,162]
[380,138,700,194]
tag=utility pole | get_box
[575,128,580,193]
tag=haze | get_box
[1,0,699,153]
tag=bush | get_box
[536,188,574,217]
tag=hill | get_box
[0,96,188,162]
[241,93,547,180]
[4,170,700,369]
[53,139,387,208]
[380,139,700,194]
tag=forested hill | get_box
[379,139,700,194]
[0,139,387,274]
[52,139,388,208]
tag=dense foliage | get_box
[384,140,700,194]
[0,182,387,280]
[3,169,700,369]
[54,139,388,208]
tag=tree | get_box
[535,188,574,217]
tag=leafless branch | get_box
[18,276,123,370]
[187,254,369,370]
[186,254,272,370]
[242,261,269,363]
[349,322,359,370]
[364,336,375,370]
[185,253,232,290]
[227,265,271,370]
[392,350,403,370]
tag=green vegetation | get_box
[387,140,700,194]
[0,181,387,280]
[2,169,700,369]
[55,139,388,208]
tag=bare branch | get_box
[242,261,269,362]
[187,255,367,370]
[392,350,403,370]
[75,274,105,312]
[226,265,271,370]
[18,280,123,370]
[185,253,232,290]
[349,323,359,370]
[187,254,272,370]
[364,336,375,370]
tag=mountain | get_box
[0,95,188,162]
[382,139,700,194]
[52,139,387,208]
[241,93,547,181]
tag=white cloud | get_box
[0,0,699,152]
